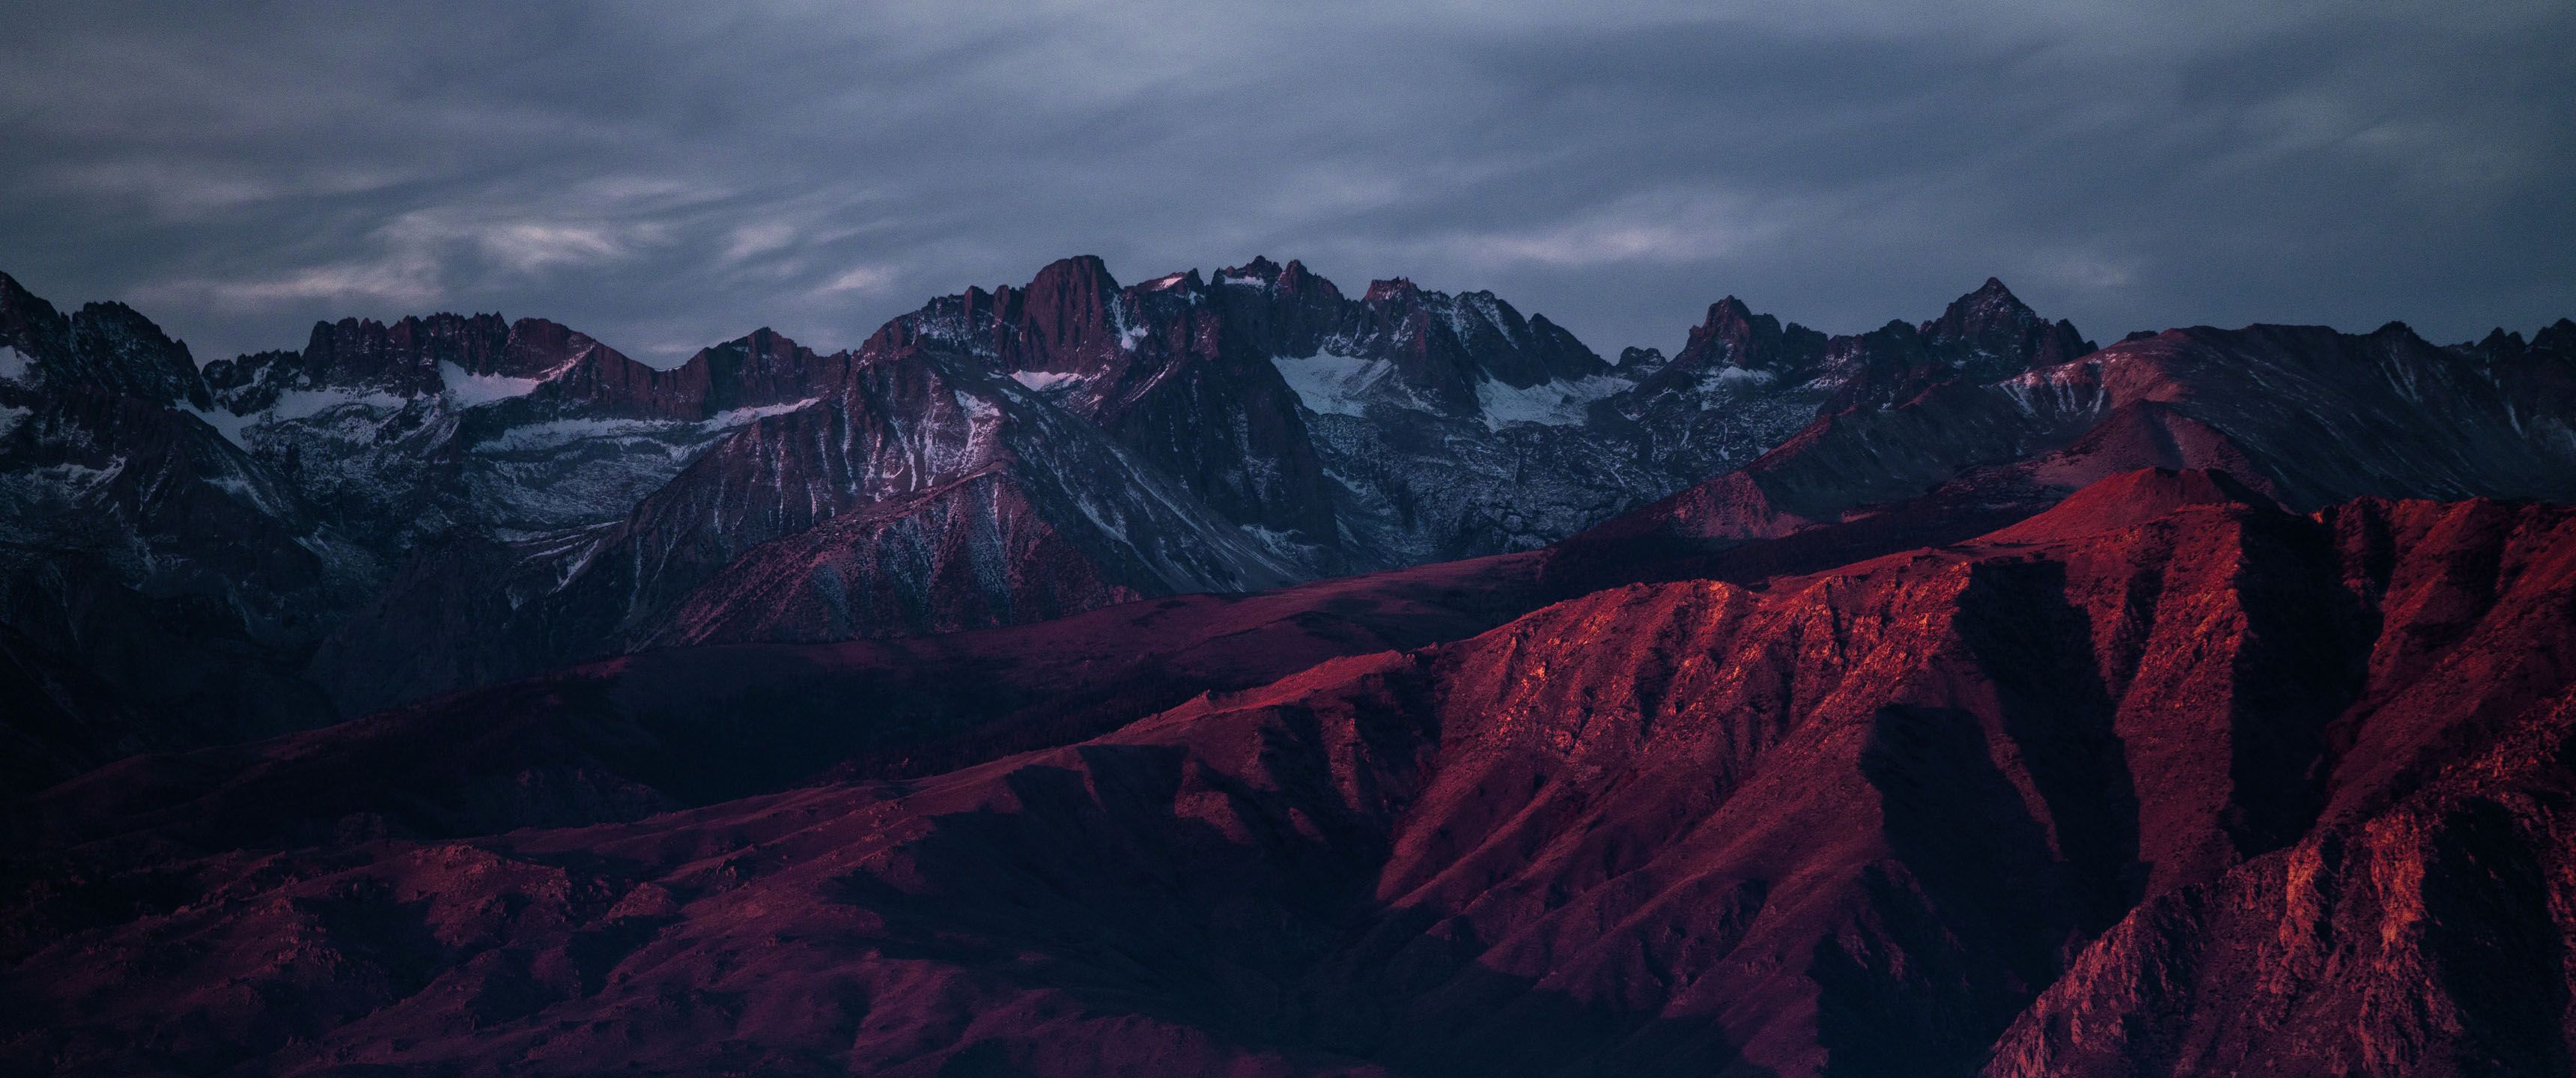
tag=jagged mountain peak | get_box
[2367,318,2430,345]
[1218,254,1287,284]
[0,269,37,303]
[701,325,798,352]
[1671,294,1792,371]
[1214,256,1341,302]
[1272,259,1339,304]
[0,274,212,409]
[287,311,520,395]
[2470,326,2528,356]
[198,308,645,419]
[1863,317,1923,346]
[1938,275,2032,322]
[0,270,65,354]
[1019,253,1120,303]
[1919,275,2091,377]
[671,326,857,415]
[492,316,598,379]
[1359,275,1424,305]
[58,300,209,409]
[1136,267,1206,293]
[1926,276,2031,331]
[2533,317,2576,356]
[1617,345,1664,369]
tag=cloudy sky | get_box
[2,1,2569,365]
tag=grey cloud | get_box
[0,0,2567,367]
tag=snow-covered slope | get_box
[309,343,1308,713]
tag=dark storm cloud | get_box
[1,1,2569,365]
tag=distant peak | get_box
[1948,276,2030,315]
[1029,255,1119,295]
[1222,255,1283,279]
[2533,317,2576,354]
[1362,278,1422,305]
[0,270,35,307]
[705,326,801,358]
[1272,258,1337,299]
[1706,296,1755,324]
[1917,275,2090,372]
[1922,278,2040,342]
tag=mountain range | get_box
[4,258,2575,1076]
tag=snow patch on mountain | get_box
[34,458,125,493]
[183,404,259,445]
[478,417,666,451]
[1702,366,1778,391]
[474,398,819,454]
[208,474,287,517]
[437,361,544,407]
[0,404,28,439]
[0,347,30,384]
[1106,296,1150,352]
[706,398,822,428]
[1447,292,1509,344]
[183,386,410,448]
[1009,371,1087,392]
[952,390,1001,422]
[267,386,410,423]
[1237,523,1317,562]
[1270,353,1397,417]
[1475,374,1631,431]
[1999,361,2107,418]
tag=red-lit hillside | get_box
[10,470,2574,1076]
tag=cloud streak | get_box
[1,1,2568,365]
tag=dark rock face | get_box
[1920,276,2094,378]
[1,272,210,410]
[0,278,356,743]
[11,476,2576,1077]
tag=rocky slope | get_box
[309,259,2125,706]
[4,244,2574,1078]
[309,341,1310,713]
[7,258,2574,755]
[1552,311,2576,597]
[10,471,2576,1076]
[0,259,2131,729]
[0,273,359,740]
